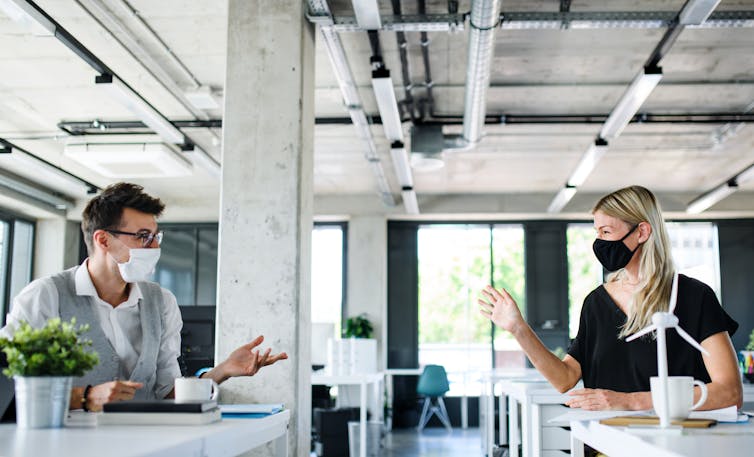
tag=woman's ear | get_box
[637,221,652,243]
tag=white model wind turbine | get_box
[625,272,710,428]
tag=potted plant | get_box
[343,314,374,339]
[339,314,377,375]
[0,318,99,428]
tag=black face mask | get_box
[592,224,640,272]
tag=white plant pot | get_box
[14,376,72,428]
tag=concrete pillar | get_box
[217,1,314,456]
[347,216,388,370]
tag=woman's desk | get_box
[570,418,754,457]
[0,410,290,457]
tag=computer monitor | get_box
[179,306,216,377]
[0,353,15,423]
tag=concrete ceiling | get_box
[1,0,754,220]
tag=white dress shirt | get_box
[0,260,182,398]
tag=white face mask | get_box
[113,248,161,283]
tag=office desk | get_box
[570,418,754,457]
[0,410,290,457]
[311,371,383,457]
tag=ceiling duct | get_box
[462,0,501,145]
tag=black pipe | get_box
[391,0,418,123]
[418,0,436,120]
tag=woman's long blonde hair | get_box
[592,186,675,338]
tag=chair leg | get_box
[417,397,431,431]
[436,397,453,431]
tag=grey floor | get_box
[381,427,482,457]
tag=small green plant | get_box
[343,314,374,339]
[746,328,754,351]
[0,318,99,377]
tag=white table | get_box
[311,371,383,457]
[385,368,472,430]
[570,417,754,457]
[0,410,290,457]
[479,368,543,456]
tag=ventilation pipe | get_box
[461,0,501,146]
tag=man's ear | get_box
[92,230,110,252]
[638,221,652,243]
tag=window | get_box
[567,224,603,339]
[417,224,525,396]
[0,215,35,325]
[152,224,218,306]
[666,222,721,297]
[311,223,346,366]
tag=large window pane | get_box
[567,224,603,339]
[196,227,218,305]
[666,222,721,297]
[492,225,526,368]
[153,228,197,305]
[418,225,492,396]
[311,225,344,366]
[0,220,9,322]
[9,220,33,309]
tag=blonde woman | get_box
[479,186,742,410]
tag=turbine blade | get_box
[626,325,656,342]
[675,326,710,356]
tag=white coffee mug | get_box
[650,376,708,420]
[174,377,219,403]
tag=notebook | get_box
[103,399,217,413]
[99,407,222,425]
[220,403,284,418]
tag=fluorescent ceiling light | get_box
[189,145,221,179]
[401,187,419,215]
[0,168,73,210]
[96,74,185,144]
[1,148,94,196]
[567,138,609,187]
[351,0,381,30]
[390,141,413,188]
[0,0,55,36]
[600,66,663,140]
[184,85,220,110]
[686,182,737,214]
[64,142,192,178]
[371,70,403,142]
[547,186,577,213]
[679,0,721,25]
[735,163,754,185]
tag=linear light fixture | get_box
[686,181,737,214]
[390,141,414,188]
[64,142,192,178]
[600,66,663,140]
[371,65,404,142]
[351,0,381,30]
[95,73,185,144]
[0,0,55,36]
[567,137,609,187]
[190,145,221,179]
[401,186,419,215]
[735,162,754,185]
[679,0,721,25]
[0,168,73,210]
[547,186,577,213]
[3,148,95,196]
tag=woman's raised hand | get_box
[478,285,525,334]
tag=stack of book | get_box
[100,400,221,425]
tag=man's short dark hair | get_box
[81,182,165,254]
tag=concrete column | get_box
[217,2,314,456]
[347,216,388,370]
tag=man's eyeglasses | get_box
[106,229,163,248]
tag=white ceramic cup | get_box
[650,376,708,420]
[174,377,219,403]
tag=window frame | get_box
[0,208,36,326]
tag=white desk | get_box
[570,418,754,457]
[479,368,543,457]
[311,371,383,457]
[0,410,290,457]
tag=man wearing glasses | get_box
[0,182,287,411]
